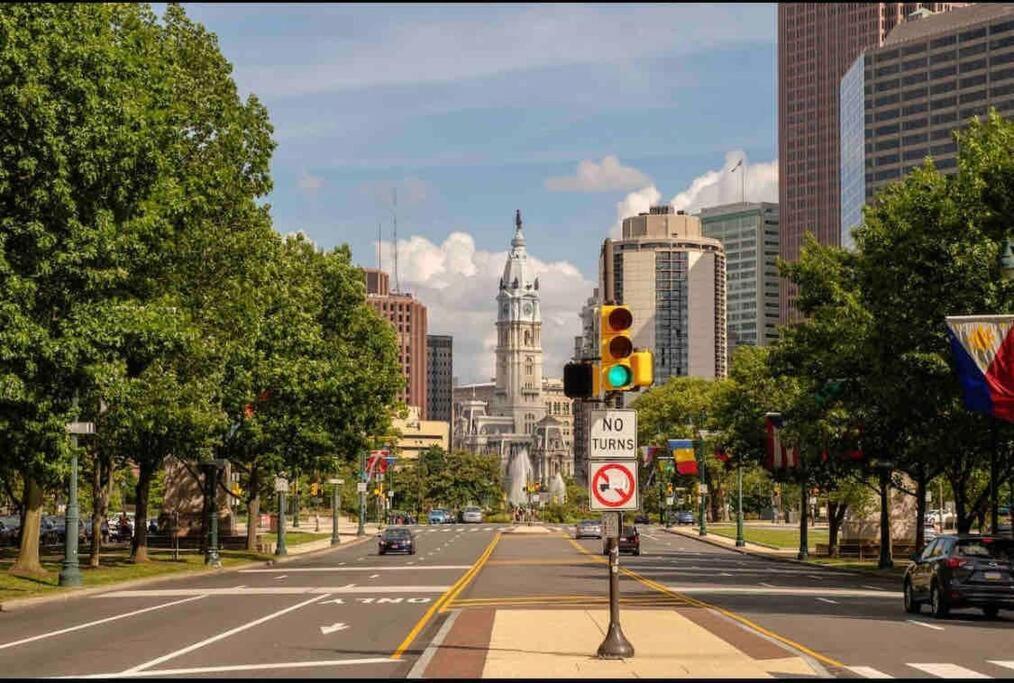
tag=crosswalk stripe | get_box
[907,663,990,678]
[845,666,893,678]
[988,662,1014,671]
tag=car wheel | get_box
[930,581,949,618]
[410,547,416,555]
[379,549,386,555]
[904,581,921,614]
[982,605,1000,619]
[633,549,640,556]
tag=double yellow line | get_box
[390,532,502,660]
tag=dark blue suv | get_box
[904,535,1014,618]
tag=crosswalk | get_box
[416,525,574,534]
[845,660,1014,678]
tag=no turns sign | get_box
[589,461,639,511]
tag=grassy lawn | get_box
[282,531,330,545]
[706,523,830,549]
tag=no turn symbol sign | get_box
[589,461,639,511]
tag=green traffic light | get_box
[606,364,632,388]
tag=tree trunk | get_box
[246,465,260,552]
[90,451,112,568]
[914,472,927,552]
[954,480,972,533]
[828,500,847,558]
[878,468,893,569]
[10,476,47,578]
[131,463,154,563]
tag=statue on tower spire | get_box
[511,209,525,248]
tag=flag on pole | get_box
[366,450,390,481]
[714,446,730,462]
[945,315,1014,422]
[765,413,799,470]
[641,445,661,468]
[668,439,698,476]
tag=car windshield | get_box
[956,539,1013,560]
[383,529,411,539]
[622,526,636,536]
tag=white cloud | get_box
[298,170,324,194]
[239,5,775,97]
[609,185,661,238]
[545,155,652,193]
[377,231,593,384]
[670,150,778,214]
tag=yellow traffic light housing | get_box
[630,349,653,388]
[601,304,634,391]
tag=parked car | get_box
[603,526,641,556]
[676,511,695,526]
[461,506,483,524]
[0,516,20,545]
[428,509,449,525]
[634,513,650,525]
[923,523,939,544]
[575,519,602,539]
[904,534,1014,618]
[378,527,415,555]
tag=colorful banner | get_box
[366,449,390,481]
[641,445,662,468]
[668,439,697,476]
[945,315,1014,422]
[764,414,799,470]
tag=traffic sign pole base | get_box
[597,621,634,659]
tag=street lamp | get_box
[696,429,717,537]
[274,474,289,556]
[329,478,344,546]
[203,459,228,568]
[357,450,366,537]
[60,397,94,588]
[735,459,745,547]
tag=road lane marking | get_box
[907,663,989,678]
[816,597,838,604]
[239,565,470,573]
[989,661,1014,671]
[759,582,776,588]
[391,532,502,660]
[100,586,451,597]
[320,622,349,634]
[906,620,945,631]
[650,586,896,598]
[407,607,460,679]
[0,596,206,652]
[122,593,332,673]
[274,575,287,580]
[846,665,894,678]
[370,574,380,579]
[74,658,397,678]
[861,585,886,591]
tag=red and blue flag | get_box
[945,315,1014,422]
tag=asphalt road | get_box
[0,523,504,678]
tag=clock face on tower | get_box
[523,303,532,316]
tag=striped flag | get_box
[668,439,698,476]
[765,413,799,470]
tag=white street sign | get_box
[589,460,639,511]
[666,496,675,506]
[274,477,289,493]
[602,511,620,538]
[357,482,368,493]
[589,409,637,460]
[66,422,95,435]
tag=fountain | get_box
[506,446,535,508]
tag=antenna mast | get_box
[392,187,401,294]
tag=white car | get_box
[461,507,483,524]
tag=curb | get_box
[0,532,373,613]
[662,527,904,582]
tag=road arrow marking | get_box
[320,623,350,635]
[906,620,944,631]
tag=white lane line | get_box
[808,574,824,580]
[239,566,470,573]
[122,593,331,673]
[845,665,894,678]
[483,527,492,531]
[75,658,397,678]
[339,562,346,566]
[906,620,945,631]
[654,585,896,598]
[407,608,461,679]
[861,585,886,591]
[988,661,1014,671]
[274,575,287,580]
[101,585,451,597]
[0,596,206,652]
[759,582,776,588]
[816,597,838,605]
[369,574,380,579]
[907,663,990,678]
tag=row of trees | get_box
[0,4,403,576]
[635,111,1014,563]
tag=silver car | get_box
[576,519,602,539]
[462,506,483,524]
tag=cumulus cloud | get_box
[545,155,652,193]
[298,170,324,194]
[377,231,593,384]
[609,185,661,238]
[670,150,778,214]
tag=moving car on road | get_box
[461,506,483,524]
[904,534,1013,618]
[676,511,695,525]
[575,519,602,539]
[603,525,641,556]
[634,513,649,525]
[378,527,415,555]
[427,509,449,525]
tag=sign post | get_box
[274,476,289,556]
[587,408,638,660]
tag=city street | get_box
[0,523,1011,678]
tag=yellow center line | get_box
[390,532,501,660]
[565,532,845,669]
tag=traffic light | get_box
[600,304,634,391]
[563,361,599,399]
[630,349,653,388]
[310,482,320,496]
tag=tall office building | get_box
[778,2,965,322]
[840,4,1014,244]
[363,267,428,418]
[700,202,780,356]
[599,206,727,382]
[426,335,453,423]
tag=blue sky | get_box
[177,3,779,382]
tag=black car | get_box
[378,527,415,555]
[603,525,641,556]
[634,513,649,525]
[904,534,1014,618]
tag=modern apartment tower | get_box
[840,4,1014,244]
[778,2,965,322]
[699,202,780,355]
[426,335,453,423]
[599,206,727,383]
[363,267,429,418]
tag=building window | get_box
[931,65,957,79]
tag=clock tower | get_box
[493,210,545,434]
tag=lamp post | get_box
[60,398,92,588]
[735,460,745,547]
[329,478,344,545]
[357,450,366,537]
[275,475,288,557]
[204,459,227,568]
[695,429,717,537]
